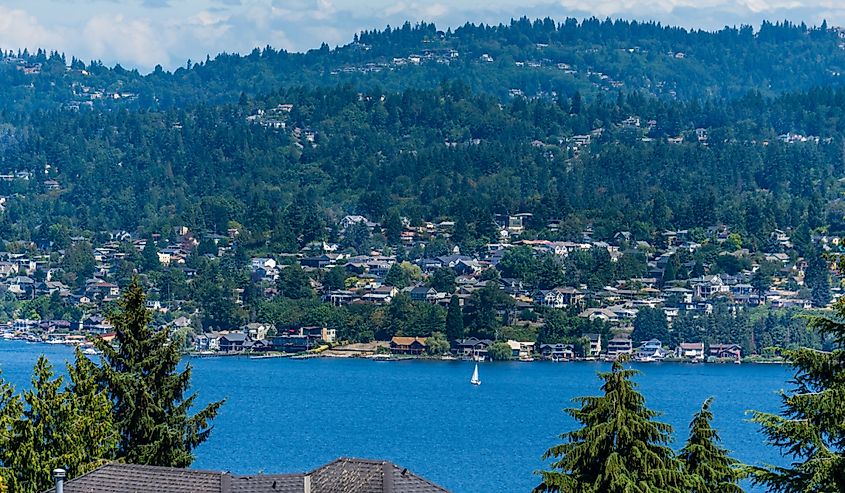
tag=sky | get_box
[1,0,844,72]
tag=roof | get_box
[44,458,449,493]
[308,458,449,493]
[391,336,427,346]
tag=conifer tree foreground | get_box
[679,398,745,493]
[534,360,685,493]
[750,297,845,492]
[94,278,223,468]
[0,356,115,493]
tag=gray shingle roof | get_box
[43,458,449,493]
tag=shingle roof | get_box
[44,463,228,493]
[308,458,449,493]
[43,458,449,493]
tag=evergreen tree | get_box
[383,210,403,245]
[384,263,410,289]
[662,254,678,285]
[445,295,464,342]
[94,279,223,467]
[322,266,347,291]
[428,267,456,293]
[0,373,21,491]
[679,398,745,493]
[750,298,845,492]
[632,307,670,343]
[805,250,831,307]
[1,357,96,493]
[277,263,313,299]
[140,237,161,272]
[535,360,684,493]
[66,349,118,469]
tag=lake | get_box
[0,340,792,492]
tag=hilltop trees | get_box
[535,361,686,492]
[679,398,744,493]
[750,298,845,492]
[94,278,223,467]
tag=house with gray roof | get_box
[43,457,449,492]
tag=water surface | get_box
[0,341,791,492]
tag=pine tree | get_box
[679,398,745,493]
[0,373,21,491]
[2,357,82,493]
[445,295,464,342]
[140,236,160,272]
[66,348,118,470]
[750,298,845,492]
[94,278,223,467]
[535,360,685,493]
[384,263,410,289]
[277,263,313,299]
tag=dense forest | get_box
[1,81,843,253]
[2,18,845,114]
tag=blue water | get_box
[0,341,791,492]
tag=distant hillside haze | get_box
[0,18,844,114]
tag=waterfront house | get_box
[606,335,633,360]
[193,333,211,351]
[585,333,602,356]
[271,326,326,352]
[709,343,742,359]
[506,340,535,359]
[675,342,705,362]
[539,343,574,361]
[219,332,248,353]
[244,322,274,341]
[43,457,449,493]
[635,339,669,361]
[453,337,493,360]
[390,336,428,355]
[244,339,272,352]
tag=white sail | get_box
[470,363,481,385]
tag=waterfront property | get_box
[390,336,428,355]
[45,458,449,492]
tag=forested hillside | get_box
[0,16,839,357]
[2,18,845,114]
[2,82,843,253]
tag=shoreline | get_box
[1,339,790,365]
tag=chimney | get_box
[53,468,67,493]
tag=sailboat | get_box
[470,363,481,386]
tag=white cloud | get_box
[82,14,170,68]
[0,6,64,52]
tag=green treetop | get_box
[94,278,223,467]
[679,398,745,493]
[445,295,465,342]
[1,355,116,493]
[535,360,685,493]
[750,297,845,492]
[277,263,314,299]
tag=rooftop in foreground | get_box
[44,457,450,493]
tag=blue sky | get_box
[0,0,842,72]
